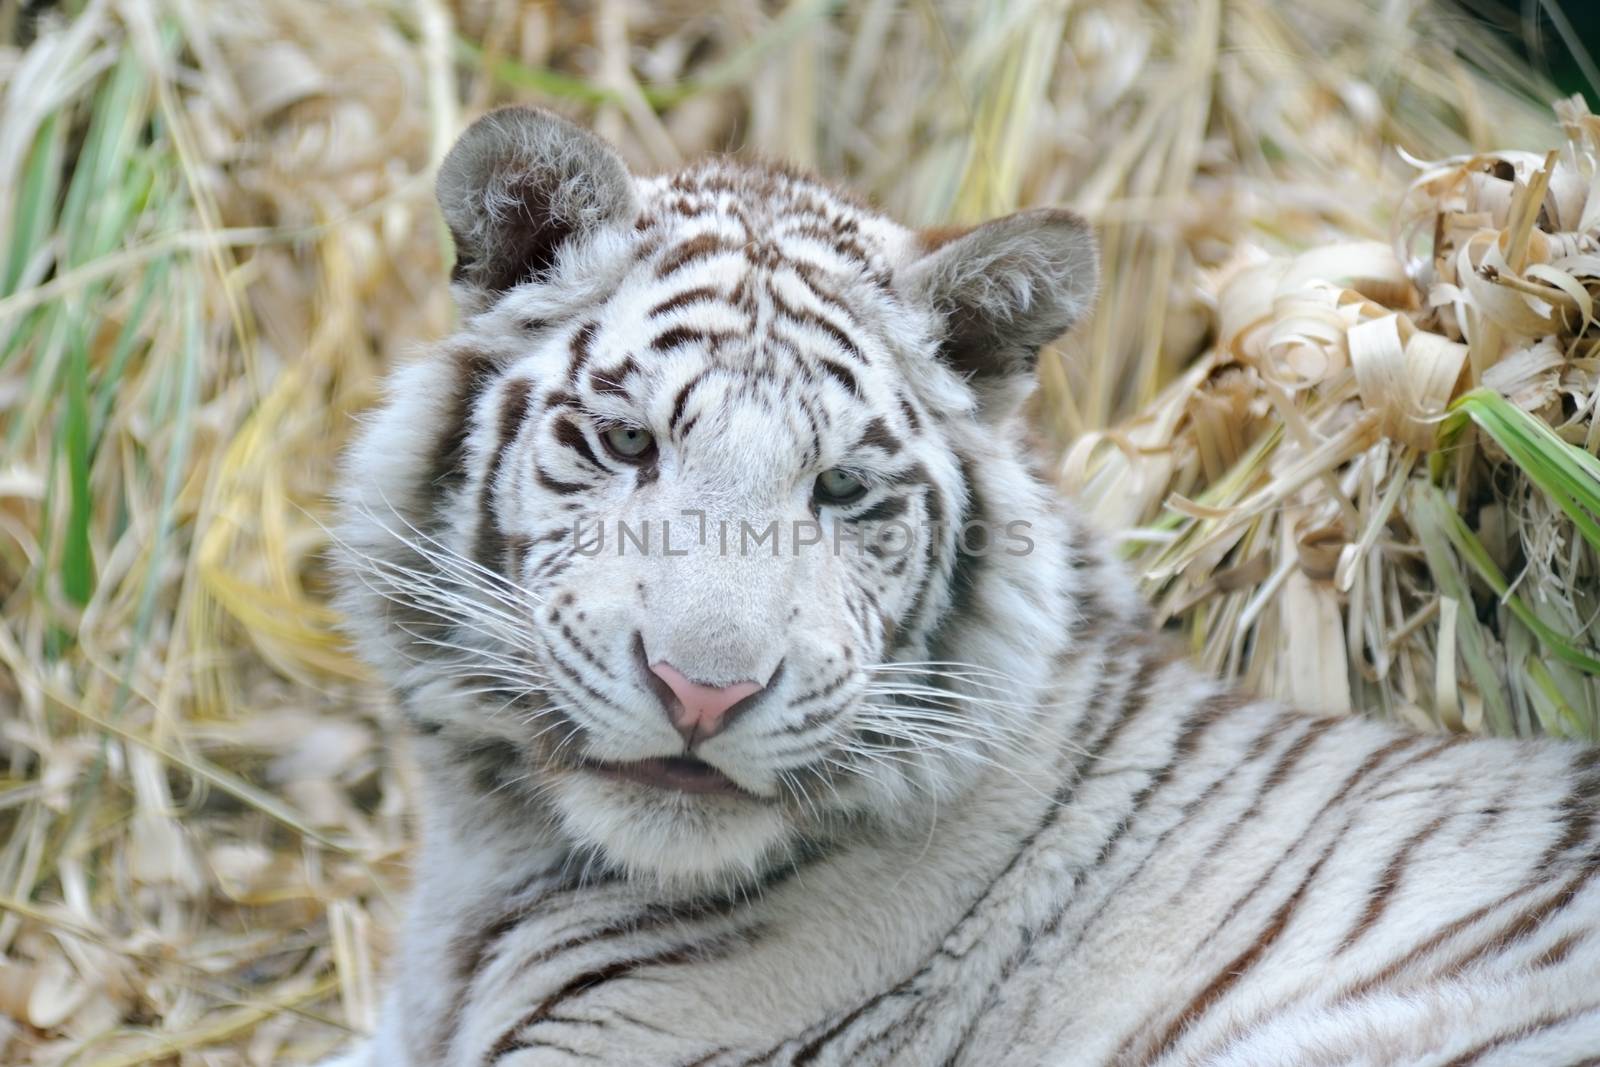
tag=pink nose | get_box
[649,661,764,744]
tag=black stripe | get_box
[471,378,531,571]
[1140,809,1360,1061]
[1442,867,1594,974]
[426,351,496,500]
[567,322,598,385]
[767,282,863,361]
[789,221,870,265]
[536,466,590,495]
[857,416,902,455]
[816,357,859,396]
[544,389,581,411]
[556,622,614,680]
[892,463,945,649]
[1534,931,1584,968]
[547,647,611,706]
[1042,689,1250,944]
[873,635,1174,1065]
[1540,748,1600,868]
[590,356,638,397]
[1338,813,1451,952]
[649,285,723,318]
[1177,733,1426,927]
[653,325,738,353]
[926,454,987,662]
[439,870,573,1061]
[486,941,734,1063]
[1337,864,1544,1002]
[481,855,819,1063]
[810,312,863,361]
[1439,1004,1600,1067]
[670,371,708,433]
[786,258,861,325]
[856,494,908,523]
[897,394,922,433]
[553,418,600,468]
[1045,711,1307,970]
[657,233,737,278]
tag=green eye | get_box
[815,468,867,505]
[602,425,655,461]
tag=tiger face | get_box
[336,108,1097,888]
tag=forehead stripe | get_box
[669,371,708,432]
[648,285,724,318]
[542,389,580,411]
[652,325,739,353]
[816,357,859,397]
[767,283,863,362]
[807,313,862,362]
[657,233,739,278]
[858,416,902,455]
[589,356,637,397]
[788,220,871,265]
[794,392,822,465]
[566,321,598,385]
[786,260,860,324]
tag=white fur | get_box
[324,114,1600,1065]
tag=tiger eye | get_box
[602,425,655,461]
[814,468,867,505]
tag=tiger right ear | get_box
[902,208,1098,387]
[436,107,638,302]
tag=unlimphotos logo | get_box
[569,510,1034,558]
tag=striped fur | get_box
[325,110,1600,1065]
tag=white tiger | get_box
[325,107,1600,1066]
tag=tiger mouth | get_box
[583,755,753,797]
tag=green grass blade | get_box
[59,49,147,268]
[1424,484,1600,675]
[1524,656,1593,740]
[1410,483,1514,731]
[1441,387,1600,554]
[6,49,153,452]
[108,271,201,717]
[60,316,93,604]
[2,112,64,298]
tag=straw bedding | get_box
[0,0,1595,1061]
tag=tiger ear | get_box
[903,208,1098,386]
[437,106,638,302]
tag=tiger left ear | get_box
[436,107,638,305]
[903,208,1098,384]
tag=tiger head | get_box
[336,108,1099,889]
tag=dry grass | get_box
[1068,99,1600,734]
[0,0,1595,1062]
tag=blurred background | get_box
[0,0,1596,1062]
